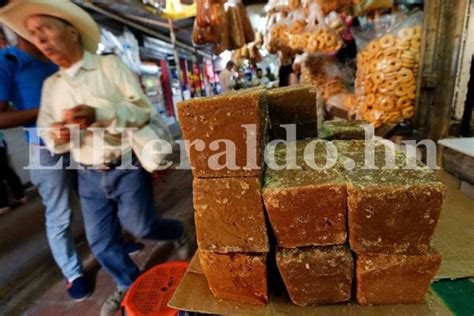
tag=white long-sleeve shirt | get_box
[37,51,158,167]
[218,68,235,93]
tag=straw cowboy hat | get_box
[0,0,100,53]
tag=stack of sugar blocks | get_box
[178,90,271,306]
[263,120,444,306]
[178,86,444,307]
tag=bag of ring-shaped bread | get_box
[354,11,422,128]
[288,3,344,55]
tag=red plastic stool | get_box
[121,261,189,316]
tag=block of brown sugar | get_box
[337,148,426,174]
[263,167,347,248]
[318,120,369,140]
[276,246,353,306]
[356,248,441,305]
[347,168,445,254]
[266,138,348,171]
[267,85,317,140]
[199,250,268,306]
[333,139,384,154]
[177,90,268,178]
[193,177,269,253]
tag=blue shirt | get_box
[0,46,58,144]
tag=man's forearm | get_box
[0,109,39,129]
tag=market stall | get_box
[0,0,473,315]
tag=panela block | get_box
[347,168,445,254]
[267,85,318,140]
[199,250,269,306]
[276,246,353,306]
[356,248,441,305]
[193,177,269,253]
[177,90,268,178]
[263,168,347,248]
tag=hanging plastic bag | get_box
[354,11,422,127]
[237,0,255,43]
[196,0,212,27]
[227,0,246,49]
[212,4,230,54]
[209,0,225,26]
[288,0,300,11]
[353,0,393,17]
[306,25,344,54]
[192,19,207,45]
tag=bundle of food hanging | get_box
[265,0,389,56]
[192,0,256,55]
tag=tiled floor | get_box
[16,169,197,316]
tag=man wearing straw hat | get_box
[0,1,185,315]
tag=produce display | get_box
[178,86,444,307]
[178,90,270,306]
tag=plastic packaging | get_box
[354,11,422,127]
[238,0,256,43]
[288,0,300,10]
[353,0,393,17]
[302,54,352,103]
[196,0,212,28]
[210,1,225,26]
[212,5,230,54]
[228,2,246,49]
[192,19,207,45]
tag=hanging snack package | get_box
[353,0,393,17]
[268,13,291,53]
[209,0,225,27]
[196,0,213,27]
[237,0,256,43]
[305,3,344,54]
[192,19,207,45]
[288,0,300,10]
[302,54,352,106]
[203,24,220,44]
[228,0,247,49]
[354,11,422,128]
[211,1,229,54]
[315,0,353,17]
[306,26,344,54]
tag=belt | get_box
[81,153,137,171]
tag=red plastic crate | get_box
[121,261,189,316]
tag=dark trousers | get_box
[78,166,183,289]
[0,140,25,208]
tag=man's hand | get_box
[50,121,71,145]
[64,105,96,129]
